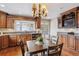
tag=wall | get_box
[50,18,58,36]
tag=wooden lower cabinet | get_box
[9,35,17,47]
[58,34,79,56]
[58,35,67,47]
[0,35,9,49]
[26,34,32,41]
[2,35,9,48]
[20,34,32,44]
[67,35,76,50]
[0,33,40,51]
[75,36,79,51]
[0,36,2,49]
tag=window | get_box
[14,20,35,31]
[41,20,50,35]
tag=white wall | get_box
[50,18,58,36]
[50,18,79,37]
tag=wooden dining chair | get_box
[29,49,47,56]
[47,43,63,56]
[20,41,25,56]
[51,36,59,45]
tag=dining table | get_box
[26,39,56,56]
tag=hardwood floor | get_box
[61,48,79,56]
[0,46,22,56]
[1,45,79,56]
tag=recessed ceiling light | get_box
[0,4,5,7]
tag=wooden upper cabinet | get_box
[7,16,14,28]
[0,11,7,28]
[7,15,33,29]
[58,17,62,28]
[77,12,79,28]
[58,7,79,28]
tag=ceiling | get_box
[0,3,79,19]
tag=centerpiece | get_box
[35,35,44,45]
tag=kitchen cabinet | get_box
[20,34,32,44]
[20,34,27,44]
[0,35,9,49]
[26,34,32,41]
[58,33,76,50]
[0,11,7,28]
[62,35,67,48]
[77,12,79,28]
[58,7,79,28]
[7,16,14,28]
[0,36,2,50]
[7,15,34,29]
[58,32,79,55]
[67,34,76,50]
[75,36,79,51]
[0,33,41,50]
[58,35,67,48]
[58,17,62,28]
[9,35,17,47]
[2,35,9,48]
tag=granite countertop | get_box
[58,32,79,36]
[0,28,39,36]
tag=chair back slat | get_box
[48,43,63,56]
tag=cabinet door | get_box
[26,34,32,41]
[58,17,62,28]
[67,35,75,50]
[20,34,27,44]
[0,12,7,28]
[9,35,17,47]
[0,36,2,49]
[58,35,67,48]
[58,35,63,44]
[75,36,79,51]
[77,12,79,28]
[7,17,14,28]
[62,35,67,48]
[2,35,9,48]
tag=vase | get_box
[35,41,43,45]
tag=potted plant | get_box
[35,35,43,45]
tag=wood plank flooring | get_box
[0,46,22,56]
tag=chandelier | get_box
[32,3,48,18]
